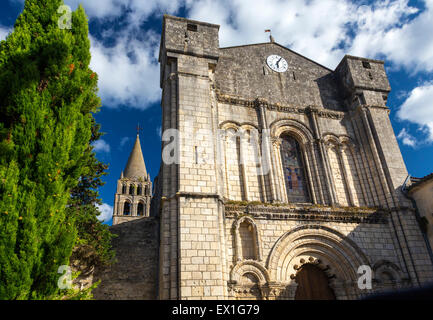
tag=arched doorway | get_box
[294,264,336,300]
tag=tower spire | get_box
[123,134,147,179]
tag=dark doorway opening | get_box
[294,264,336,300]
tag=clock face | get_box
[267,54,288,73]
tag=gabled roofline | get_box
[219,42,333,72]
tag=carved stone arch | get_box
[324,134,355,206]
[220,121,245,201]
[373,260,402,283]
[338,135,356,147]
[233,216,262,262]
[239,124,260,144]
[229,260,270,300]
[289,255,336,281]
[230,260,271,285]
[219,120,241,131]
[270,118,314,145]
[239,122,259,131]
[267,225,370,284]
[221,122,243,144]
[323,134,341,148]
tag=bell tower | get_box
[112,134,152,225]
[158,15,227,299]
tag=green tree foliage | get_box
[0,0,108,299]
[68,120,115,269]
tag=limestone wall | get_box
[91,217,159,300]
[223,205,406,299]
[154,14,433,300]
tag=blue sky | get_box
[1,0,433,225]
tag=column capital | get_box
[271,137,282,147]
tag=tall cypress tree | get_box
[68,120,115,271]
[0,0,101,299]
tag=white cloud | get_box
[187,0,352,68]
[156,126,162,138]
[11,0,183,21]
[348,0,433,73]
[185,0,433,71]
[0,26,11,41]
[96,203,113,222]
[397,128,418,147]
[397,82,433,142]
[62,0,183,23]
[92,139,111,153]
[119,137,130,148]
[7,0,433,108]
[90,32,161,109]
[8,0,174,109]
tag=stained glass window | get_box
[280,135,310,203]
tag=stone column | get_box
[302,142,316,204]
[308,141,325,204]
[257,102,277,202]
[320,140,337,206]
[272,138,287,203]
[349,145,371,206]
[350,113,380,207]
[238,131,249,201]
[336,144,355,207]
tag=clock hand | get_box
[276,57,282,68]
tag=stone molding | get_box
[224,204,389,224]
[215,91,345,120]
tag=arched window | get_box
[379,271,395,282]
[129,185,134,195]
[123,201,131,215]
[280,134,310,203]
[137,185,142,195]
[137,202,144,216]
[239,221,257,260]
[122,184,127,194]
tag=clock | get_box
[267,54,288,73]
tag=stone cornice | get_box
[215,91,345,120]
[224,204,389,224]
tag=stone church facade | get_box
[94,15,433,300]
[150,14,433,300]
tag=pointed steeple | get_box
[124,134,147,179]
